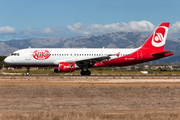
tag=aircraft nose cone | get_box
[4,57,10,64]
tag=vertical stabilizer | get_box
[140,22,170,50]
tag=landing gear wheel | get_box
[80,70,91,76]
[80,70,86,76]
[26,72,30,76]
[86,70,91,76]
[26,67,30,76]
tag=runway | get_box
[1,75,180,119]
[0,75,180,85]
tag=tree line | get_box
[0,56,11,69]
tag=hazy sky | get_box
[0,0,180,41]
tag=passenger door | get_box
[25,49,32,60]
[137,50,142,60]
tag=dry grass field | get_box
[0,76,180,120]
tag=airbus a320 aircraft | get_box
[4,22,173,76]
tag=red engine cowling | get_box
[53,62,76,73]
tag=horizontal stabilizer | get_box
[151,51,174,56]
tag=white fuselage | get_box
[5,48,139,66]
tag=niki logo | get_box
[33,50,50,60]
[152,26,167,47]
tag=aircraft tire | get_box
[80,70,86,76]
[86,70,91,76]
[26,72,30,76]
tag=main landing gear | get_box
[80,69,91,76]
[26,67,30,76]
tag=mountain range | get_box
[1,32,180,63]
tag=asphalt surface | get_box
[0,74,180,79]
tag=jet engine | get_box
[53,62,76,73]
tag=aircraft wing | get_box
[75,55,110,62]
[53,55,112,67]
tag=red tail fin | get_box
[141,22,170,50]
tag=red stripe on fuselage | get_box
[93,49,173,67]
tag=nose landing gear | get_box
[26,67,30,76]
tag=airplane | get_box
[4,22,173,76]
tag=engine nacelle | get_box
[53,62,76,73]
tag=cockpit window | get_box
[11,53,20,56]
